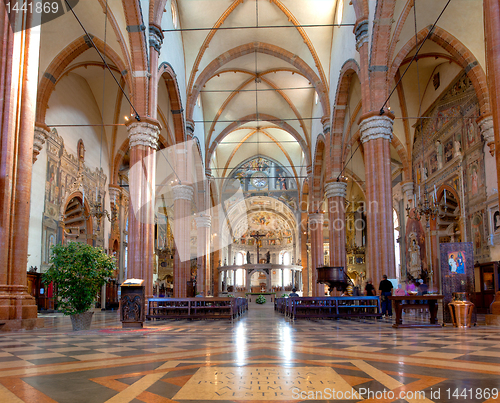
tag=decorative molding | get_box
[401,181,414,197]
[195,215,211,228]
[127,122,160,149]
[186,119,195,137]
[359,115,394,143]
[308,213,324,224]
[324,181,347,199]
[172,184,194,201]
[108,185,121,206]
[33,125,49,163]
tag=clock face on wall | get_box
[251,172,268,188]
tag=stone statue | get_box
[436,140,443,169]
[454,140,462,157]
[266,250,270,264]
[246,250,251,264]
[408,239,422,279]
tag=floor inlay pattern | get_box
[0,308,499,402]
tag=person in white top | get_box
[448,254,457,272]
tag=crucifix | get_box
[250,231,266,263]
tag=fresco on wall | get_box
[472,212,484,256]
[41,130,108,270]
[224,156,299,212]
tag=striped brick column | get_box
[309,213,325,296]
[0,7,43,330]
[172,184,194,297]
[325,180,348,270]
[484,0,500,209]
[359,114,396,286]
[126,119,160,302]
[195,215,211,296]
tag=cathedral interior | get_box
[2,0,500,402]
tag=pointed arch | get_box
[36,35,131,123]
[158,62,186,144]
[390,25,490,115]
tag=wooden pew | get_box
[283,296,382,321]
[146,297,247,321]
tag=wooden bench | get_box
[282,297,382,320]
[146,297,247,321]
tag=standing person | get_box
[379,275,393,318]
[364,279,375,296]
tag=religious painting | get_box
[440,242,475,323]
[464,117,477,149]
[472,213,484,256]
[493,211,500,232]
[447,251,466,273]
[444,138,454,162]
[429,152,438,174]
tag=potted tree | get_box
[42,242,116,331]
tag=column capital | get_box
[308,212,324,224]
[321,116,331,135]
[195,215,212,228]
[401,181,414,197]
[33,123,50,163]
[324,180,347,199]
[108,184,121,205]
[186,119,195,137]
[149,24,164,53]
[477,114,494,155]
[359,113,394,143]
[126,118,161,149]
[354,19,369,50]
[172,184,194,201]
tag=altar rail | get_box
[146,297,248,321]
[275,297,382,320]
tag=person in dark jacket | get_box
[379,274,393,317]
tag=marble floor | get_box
[0,306,500,403]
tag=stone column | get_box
[148,24,163,117]
[195,215,211,295]
[172,184,194,297]
[400,181,414,280]
[325,180,348,270]
[359,113,396,285]
[300,211,309,295]
[484,0,500,210]
[0,7,43,330]
[33,123,50,163]
[309,213,325,296]
[126,120,160,303]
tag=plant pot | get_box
[70,311,94,331]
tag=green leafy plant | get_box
[256,294,267,304]
[42,242,116,315]
[281,293,289,298]
[227,294,236,298]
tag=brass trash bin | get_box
[448,292,474,328]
